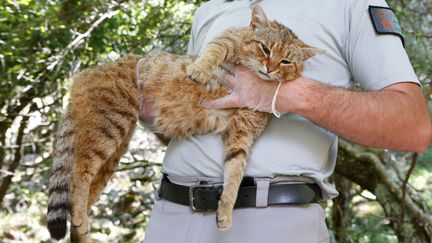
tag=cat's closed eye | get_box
[280,59,292,65]
[261,43,271,56]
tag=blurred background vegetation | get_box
[0,0,431,242]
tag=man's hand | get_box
[201,65,283,116]
[202,64,432,152]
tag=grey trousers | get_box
[143,198,330,243]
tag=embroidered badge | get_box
[369,5,404,46]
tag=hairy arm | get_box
[278,77,432,152]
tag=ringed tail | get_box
[47,111,75,240]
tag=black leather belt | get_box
[158,175,322,211]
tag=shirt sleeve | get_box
[187,2,210,55]
[186,11,199,55]
[346,0,419,91]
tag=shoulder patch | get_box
[369,5,404,46]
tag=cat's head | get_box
[240,5,324,82]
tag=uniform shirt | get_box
[162,0,419,199]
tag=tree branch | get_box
[398,153,418,231]
[47,10,120,72]
[337,140,432,241]
[0,115,29,206]
[117,160,162,172]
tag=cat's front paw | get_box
[216,200,233,231]
[186,63,213,84]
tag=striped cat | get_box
[47,5,322,242]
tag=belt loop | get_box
[255,178,271,208]
[152,179,161,200]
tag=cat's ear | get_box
[250,5,270,30]
[301,45,325,60]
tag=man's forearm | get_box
[277,78,432,152]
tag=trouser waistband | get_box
[161,173,315,186]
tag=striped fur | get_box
[47,111,75,240]
[46,5,321,241]
[47,55,141,243]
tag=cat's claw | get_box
[204,79,221,91]
[186,63,213,84]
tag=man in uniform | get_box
[141,0,431,242]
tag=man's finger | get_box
[214,68,236,89]
[227,64,248,74]
[200,94,241,109]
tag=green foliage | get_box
[0,0,431,242]
[388,0,432,85]
[0,0,203,241]
[350,200,398,243]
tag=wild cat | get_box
[46,5,322,242]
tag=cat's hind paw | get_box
[71,213,89,235]
[186,63,213,84]
[70,226,88,243]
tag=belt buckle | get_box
[189,183,217,211]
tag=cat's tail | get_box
[47,109,75,240]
